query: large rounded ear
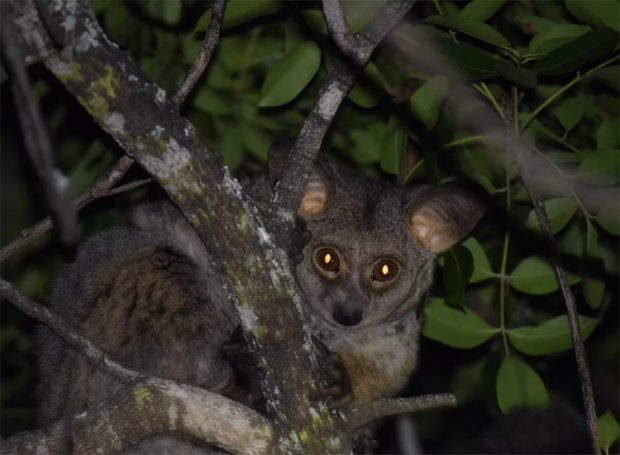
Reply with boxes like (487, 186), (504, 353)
(267, 138), (335, 219)
(408, 183), (486, 253)
(298, 163), (334, 219)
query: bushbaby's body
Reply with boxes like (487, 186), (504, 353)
(39, 158), (484, 452)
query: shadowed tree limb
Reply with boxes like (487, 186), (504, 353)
(0, 17), (77, 248)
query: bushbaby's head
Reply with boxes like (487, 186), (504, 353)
(295, 162), (485, 330)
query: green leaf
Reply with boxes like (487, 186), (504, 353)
(496, 356), (549, 414)
(597, 118), (620, 150)
(147, 0), (181, 25)
(239, 124), (270, 161)
(552, 97), (584, 134)
(437, 39), (498, 80)
(443, 245), (474, 308)
(348, 62), (384, 108)
(68, 141), (115, 196)
(578, 149), (620, 185)
(284, 17), (302, 53)
(422, 298), (497, 348)
(456, 147), (505, 191)
(559, 218), (585, 256)
(258, 41), (321, 107)
(380, 116), (407, 175)
(425, 15), (512, 49)
(410, 76), (449, 131)
(460, 0), (505, 22)
(510, 256), (580, 295)
(300, 10), (328, 35)
(595, 195), (620, 235)
(341, 0), (387, 33)
(217, 129), (245, 171)
(566, 0), (620, 32)
(528, 23), (590, 54)
(350, 122), (386, 165)
(193, 88), (232, 115)
(530, 28), (619, 75)
(462, 236), (495, 283)
(507, 315), (598, 355)
(197, 0), (282, 30)
(496, 60), (537, 89)
(583, 222), (606, 309)
(598, 410), (620, 455)
(593, 65), (620, 91)
(524, 197), (578, 234)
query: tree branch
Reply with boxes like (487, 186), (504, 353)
(172, 0), (227, 105)
(0, 156), (139, 262)
(347, 394), (458, 430)
(507, 90), (599, 455)
(321, 0), (358, 59)
(273, 0), (416, 219)
(0, 278), (143, 384)
(1, 17), (77, 248)
(3, 380), (272, 455)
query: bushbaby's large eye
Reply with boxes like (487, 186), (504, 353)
(371, 259), (399, 282)
(314, 247), (341, 276)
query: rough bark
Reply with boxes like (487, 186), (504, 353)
(2, 380), (272, 455)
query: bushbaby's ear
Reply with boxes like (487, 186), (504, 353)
(408, 183), (486, 253)
(268, 138), (335, 218)
(298, 164), (333, 219)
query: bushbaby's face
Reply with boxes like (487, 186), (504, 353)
(294, 165), (485, 331)
(296, 183), (435, 329)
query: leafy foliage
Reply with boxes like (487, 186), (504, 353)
(1, 0), (618, 451)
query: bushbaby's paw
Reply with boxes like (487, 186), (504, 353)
(221, 327), (263, 409)
(308, 336), (353, 409)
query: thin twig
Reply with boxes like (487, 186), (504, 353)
(1, 19), (77, 247)
(0, 156), (142, 263)
(517, 164), (600, 455)
(0, 278), (143, 384)
(172, 0), (227, 105)
(347, 394), (457, 430)
(104, 177), (152, 196)
(510, 90), (600, 453)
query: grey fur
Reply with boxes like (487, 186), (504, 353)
(38, 164), (484, 453)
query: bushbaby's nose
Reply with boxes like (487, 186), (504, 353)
(332, 301), (362, 326)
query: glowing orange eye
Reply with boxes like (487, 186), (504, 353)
(372, 259), (399, 282)
(315, 248), (340, 274)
